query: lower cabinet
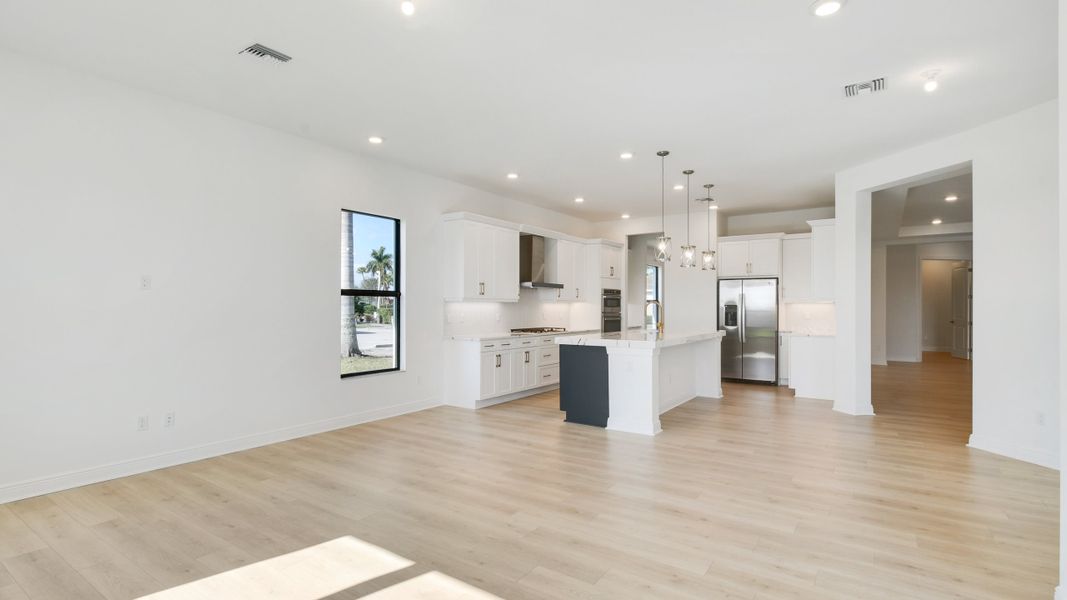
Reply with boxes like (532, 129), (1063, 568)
(447, 336), (562, 408)
(511, 347), (537, 390)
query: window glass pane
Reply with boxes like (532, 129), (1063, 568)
(341, 211), (397, 292)
(341, 296), (398, 375)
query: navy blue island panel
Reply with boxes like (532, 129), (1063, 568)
(559, 344), (609, 428)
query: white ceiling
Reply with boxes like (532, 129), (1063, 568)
(900, 174), (972, 227)
(872, 170), (973, 242)
(0, 0), (1055, 221)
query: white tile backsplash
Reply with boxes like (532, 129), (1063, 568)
(782, 303), (836, 336)
(444, 289), (579, 336)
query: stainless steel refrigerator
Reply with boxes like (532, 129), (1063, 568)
(718, 278), (778, 384)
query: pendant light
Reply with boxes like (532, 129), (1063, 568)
(696, 184), (717, 271)
(654, 151), (671, 263)
(680, 170), (697, 268)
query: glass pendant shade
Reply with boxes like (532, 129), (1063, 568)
(681, 244), (697, 268)
(655, 235), (672, 262)
(702, 249), (716, 270)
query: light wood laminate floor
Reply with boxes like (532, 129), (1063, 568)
(0, 353), (1057, 599)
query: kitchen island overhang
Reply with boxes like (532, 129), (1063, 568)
(555, 330), (725, 436)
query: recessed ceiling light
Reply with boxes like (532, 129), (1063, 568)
(673, 184), (685, 191)
(574, 197), (584, 203)
(506, 173), (519, 180)
(810, 0), (845, 17)
(621, 214), (631, 219)
(945, 195), (958, 202)
(368, 136), (384, 145)
(932, 218), (943, 225)
(401, 1), (415, 16)
(922, 70), (941, 93)
(709, 205), (719, 211)
(620, 152), (634, 160)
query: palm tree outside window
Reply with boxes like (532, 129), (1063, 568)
(341, 209), (401, 377)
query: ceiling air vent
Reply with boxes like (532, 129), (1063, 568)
(844, 77), (885, 98)
(239, 43), (292, 63)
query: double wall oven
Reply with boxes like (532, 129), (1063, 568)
(601, 288), (622, 333)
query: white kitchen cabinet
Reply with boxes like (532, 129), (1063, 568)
(717, 236), (782, 277)
(778, 332), (791, 385)
(511, 347), (537, 390)
(600, 245), (622, 280)
(445, 335), (562, 408)
(782, 236), (813, 302)
(718, 241), (750, 277)
(544, 238), (586, 302)
(442, 215), (520, 302)
(789, 335), (834, 401)
(809, 219), (835, 302)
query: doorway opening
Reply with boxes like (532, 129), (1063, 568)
(870, 168), (974, 442)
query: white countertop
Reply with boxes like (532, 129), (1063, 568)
(448, 329), (598, 342)
(555, 329), (725, 349)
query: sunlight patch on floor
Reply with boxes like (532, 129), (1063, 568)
(137, 536), (413, 599)
(362, 572), (503, 599)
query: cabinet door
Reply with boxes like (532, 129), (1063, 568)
(748, 239), (781, 276)
(479, 351), (495, 399)
(601, 246), (621, 279)
(561, 240), (577, 299)
(493, 351), (512, 396)
(474, 224), (495, 298)
(718, 241), (750, 276)
(490, 226), (519, 301)
(811, 225), (835, 301)
(510, 349), (527, 392)
(572, 242), (586, 301)
(781, 237), (812, 301)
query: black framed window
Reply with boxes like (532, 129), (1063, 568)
(341, 209), (400, 377)
(645, 265), (661, 328)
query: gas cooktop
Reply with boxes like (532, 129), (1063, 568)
(510, 327), (567, 335)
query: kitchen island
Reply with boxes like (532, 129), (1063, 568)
(555, 330), (725, 436)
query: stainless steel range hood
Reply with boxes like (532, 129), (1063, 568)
(519, 234), (564, 289)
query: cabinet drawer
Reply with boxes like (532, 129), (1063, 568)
(536, 346), (559, 366)
(539, 336), (557, 346)
(537, 364), (560, 385)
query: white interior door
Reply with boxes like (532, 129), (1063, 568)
(951, 265), (972, 360)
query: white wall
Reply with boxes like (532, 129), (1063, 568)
(920, 260), (960, 352)
(0, 50), (594, 501)
(885, 245), (922, 362)
(835, 101), (1058, 469)
(593, 212), (720, 335)
(871, 246), (887, 365)
(724, 206), (835, 236)
(1058, 1), (1066, 593)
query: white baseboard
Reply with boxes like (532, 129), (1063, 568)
(0, 397), (441, 505)
(968, 434), (1059, 470)
(922, 345), (952, 353)
(833, 401), (875, 416)
(473, 384), (559, 409)
(1055, 585), (1063, 600)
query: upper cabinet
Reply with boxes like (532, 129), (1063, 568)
(780, 219), (835, 303)
(781, 235), (813, 302)
(717, 236), (782, 277)
(809, 219), (835, 301)
(599, 244), (622, 280)
(544, 238), (588, 302)
(442, 214), (520, 302)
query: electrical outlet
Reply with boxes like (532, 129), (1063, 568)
(140, 275), (152, 291)
(137, 415), (150, 431)
(164, 412), (175, 428)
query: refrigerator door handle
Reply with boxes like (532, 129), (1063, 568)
(739, 293), (746, 343)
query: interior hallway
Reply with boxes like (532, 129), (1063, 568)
(0, 362), (1056, 600)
